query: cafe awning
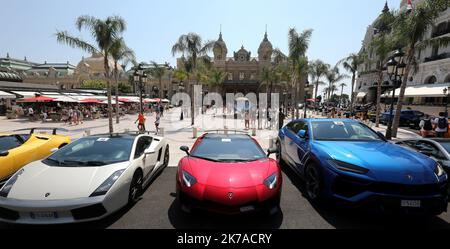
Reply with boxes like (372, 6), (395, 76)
(382, 83), (450, 98)
(0, 90), (16, 99)
(356, 92), (367, 98)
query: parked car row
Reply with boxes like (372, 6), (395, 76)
(0, 119), (449, 225)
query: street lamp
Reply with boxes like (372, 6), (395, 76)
(304, 80), (310, 118)
(444, 87), (450, 117)
(385, 49), (406, 140)
(133, 63), (146, 114)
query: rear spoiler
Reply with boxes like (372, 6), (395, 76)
(14, 127), (69, 135)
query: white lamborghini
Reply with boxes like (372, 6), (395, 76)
(0, 132), (169, 224)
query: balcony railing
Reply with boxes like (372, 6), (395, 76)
(432, 26), (450, 38)
(424, 53), (450, 63)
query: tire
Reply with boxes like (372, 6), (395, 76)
(304, 163), (323, 202)
(163, 145), (170, 167)
(275, 140), (285, 166)
(128, 170), (143, 204)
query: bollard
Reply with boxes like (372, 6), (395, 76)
(193, 127), (197, 138)
(252, 128), (256, 136)
(124, 128), (130, 133)
(224, 126), (228, 135)
(84, 130), (91, 137)
(159, 127), (164, 136)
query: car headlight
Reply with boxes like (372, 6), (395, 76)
(328, 160), (369, 174)
(264, 172), (278, 189)
(90, 169), (125, 197)
(182, 170), (197, 188)
(0, 169), (24, 198)
(435, 162), (446, 177)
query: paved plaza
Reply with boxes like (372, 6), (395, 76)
(0, 107), (421, 167)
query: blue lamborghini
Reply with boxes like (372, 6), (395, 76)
(277, 118), (448, 215)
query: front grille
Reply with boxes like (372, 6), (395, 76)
(370, 182), (448, 196)
(0, 207), (19, 221)
(332, 175), (448, 198)
(71, 203), (107, 220)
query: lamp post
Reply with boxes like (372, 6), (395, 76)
(133, 63), (146, 114)
(304, 80), (309, 118)
(385, 49), (406, 140)
(444, 87), (450, 117)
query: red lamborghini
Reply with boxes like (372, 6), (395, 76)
(176, 133), (282, 215)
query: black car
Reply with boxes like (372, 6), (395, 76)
(380, 110), (425, 128)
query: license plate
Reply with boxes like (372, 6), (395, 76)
(240, 206), (255, 213)
(401, 200), (421, 208)
(30, 211), (57, 219)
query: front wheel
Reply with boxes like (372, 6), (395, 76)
(304, 163), (323, 202)
(128, 170), (143, 204)
(275, 140), (285, 166)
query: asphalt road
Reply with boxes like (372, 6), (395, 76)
(2, 165), (450, 229)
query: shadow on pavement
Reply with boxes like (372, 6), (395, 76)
(281, 162), (450, 229)
(167, 197), (283, 229)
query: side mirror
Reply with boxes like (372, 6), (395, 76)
(297, 130), (307, 139)
(0, 151), (9, 157)
(144, 148), (155, 155)
(180, 146), (190, 155)
(50, 148), (59, 153)
(376, 131), (387, 141)
(267, 147), (279, 156)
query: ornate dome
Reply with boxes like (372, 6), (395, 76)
(258, 32), (273, 61)
(213, 32), (228, 60)
(76, 52), (122, 75)
(234, 45), (251, 62)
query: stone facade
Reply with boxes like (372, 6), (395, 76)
(356, 0), (450, 111)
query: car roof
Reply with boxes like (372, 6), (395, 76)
(203, 133), (251, 139)
(290, 118), (358, 123)
(87, 133), (141, 139)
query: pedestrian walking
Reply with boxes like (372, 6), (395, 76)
(278, 108), (286, 130)
(244, 110), (250, 130)
(419, 114), (434, 138)
(155, 111), (161, 134)
(135, 112), (146, 132)
(434, 112), (448, 138)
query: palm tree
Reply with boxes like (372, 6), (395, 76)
(171, 33), (215, 125)
(287, 28), (313, 119)
(339, 53), (365, 113)
(207, 69), (226, 94)
(56, 15), (126, 134)
(391, 0), (450, 137)
(370, 9), (395, 127)
(149, 61), (167, 98)
(110, 37), (135, 124)
(339, 82), (347, 107)
(309, 60), (329, 105)
(324, 65), (347, 101)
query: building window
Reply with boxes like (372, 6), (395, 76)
(426, 75), (437, 84)
(239, 72), (245, 81)
(250, 73), (255, 80)
(228, 73), (233, 81)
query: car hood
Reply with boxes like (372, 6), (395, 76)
(7, 160), (129, 200)
(184, 157), (274, 188)
(313, 141), (438, 184)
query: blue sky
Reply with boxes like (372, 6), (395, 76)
(1, 0), (401, 94)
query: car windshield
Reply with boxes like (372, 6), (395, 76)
(312, 121), (381, 141)
(0, 136), (23, 151)
(190, 135), (267, 162)
(44, 136), (134, 167)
